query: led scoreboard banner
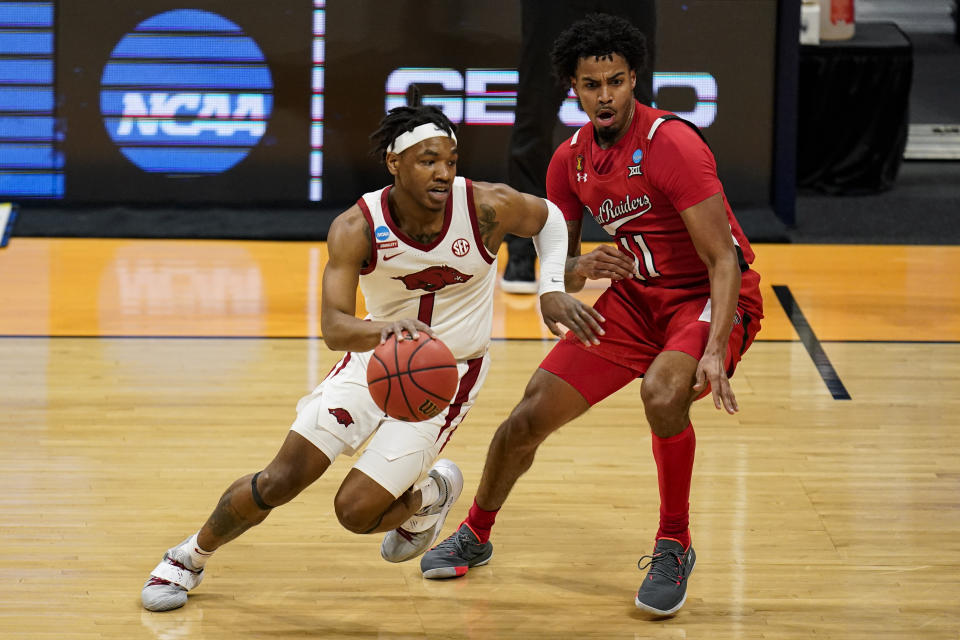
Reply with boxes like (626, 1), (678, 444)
(322, 1), (776, 209)
(0, 1), (776, 209)
(0, 1), (59, 198)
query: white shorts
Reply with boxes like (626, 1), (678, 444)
(290, 348), (490, 498)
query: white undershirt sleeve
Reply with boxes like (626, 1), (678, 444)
(532, 198), (568, 296)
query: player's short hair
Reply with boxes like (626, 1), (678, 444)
(369, 104), (457, 163)
(550, 13), (648, 91)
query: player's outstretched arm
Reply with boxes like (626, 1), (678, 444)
(471, 183), (606, 346)
(562, 214), (635, 292)
(320, 207), (435, 352)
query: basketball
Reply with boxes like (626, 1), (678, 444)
(366, 333), (459, 421)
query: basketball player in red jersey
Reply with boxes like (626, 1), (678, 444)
(421, 14), (764, 617)
(140, 104), (603, 613)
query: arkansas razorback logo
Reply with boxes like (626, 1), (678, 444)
(393, 265), (473, 292)
(328, 407), (354, 427)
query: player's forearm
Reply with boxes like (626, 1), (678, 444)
(564, 256), (587, 293)
(532, 199), (568, 296)
(321, 312), (383, 352)
(704, 255), (742, 355)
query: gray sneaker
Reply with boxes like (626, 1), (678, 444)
(141, 538), (205, 612)
(634, 538), (696, 616)
(420, 522), (493, 579)
(380, 459), (463, 563)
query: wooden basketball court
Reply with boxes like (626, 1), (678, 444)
(1, 239), (958, 639)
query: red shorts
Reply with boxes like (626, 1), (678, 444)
(540, 269), (763, 406)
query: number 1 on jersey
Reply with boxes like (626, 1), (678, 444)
(417, 293), (435, 325)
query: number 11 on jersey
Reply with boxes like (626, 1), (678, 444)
(619, 233), (661, 280)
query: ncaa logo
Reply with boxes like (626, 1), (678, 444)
(451, 238), (470, 257)
(628, 148), (643, 177)
(100, 9), (273, 175)
(375, 225), (391, 241)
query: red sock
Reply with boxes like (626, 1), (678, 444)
(651, 424), (695, 549)
(465, 498), (499, 544)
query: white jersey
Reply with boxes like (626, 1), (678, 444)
(356, 176), (497, 361)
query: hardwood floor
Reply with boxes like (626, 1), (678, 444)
(0, 239), (957, 639)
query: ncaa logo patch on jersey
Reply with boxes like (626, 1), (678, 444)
(375, 225), (391, 241)
(628, 148), (643, 177)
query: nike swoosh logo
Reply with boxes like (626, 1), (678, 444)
(383, 252), (404, 261)
(550, 278), (562, 283)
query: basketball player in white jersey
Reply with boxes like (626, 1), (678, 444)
(141, 104), (605, 612)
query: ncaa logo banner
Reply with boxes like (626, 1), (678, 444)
(99, 9), (273, 175)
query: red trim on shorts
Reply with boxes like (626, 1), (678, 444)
(539, 341), (638, 406)
(322, 352), (353, 383)
(436, 356), (484, 451)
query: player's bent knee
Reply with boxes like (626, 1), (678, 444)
(256, 465), (309, 507)
(503, 404), (552, 449)
(333, 496), (379, 534)
(641, 377), (691, 421)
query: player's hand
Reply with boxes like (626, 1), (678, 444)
(693, 349), (738, 414)
(539, 292), (605, 346)
(379, 319), (437, 344)
(571, 245), (636, 281)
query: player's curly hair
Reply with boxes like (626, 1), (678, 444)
(550, 13), (648, 91)
(369, 86), (457, 163)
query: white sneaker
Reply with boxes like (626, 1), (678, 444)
(141, 538), (205, 612)
(380, 459), (463, 563)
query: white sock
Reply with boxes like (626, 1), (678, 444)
(184, 532), (214, 569)
(414, 476), (441, 512)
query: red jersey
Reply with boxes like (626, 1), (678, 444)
(546, 102), (755, 290)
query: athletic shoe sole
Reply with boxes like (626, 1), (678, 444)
(421, 549), (493, 579)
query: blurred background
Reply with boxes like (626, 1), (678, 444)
(3, 0), (954, 245)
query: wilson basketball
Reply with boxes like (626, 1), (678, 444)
(366, 333), (459, 422)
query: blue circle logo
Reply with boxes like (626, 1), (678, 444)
(100, 9), (273, 175)
(374, 225), (391, 241)
(632, 149), (643, 164)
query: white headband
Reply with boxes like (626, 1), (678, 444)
(388, 123), (457, 154)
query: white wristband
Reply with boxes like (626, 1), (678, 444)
(533, 199), (568, 296)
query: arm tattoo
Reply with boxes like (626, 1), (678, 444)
(478, 204), (500, 253)
(359, 216), (372, 268)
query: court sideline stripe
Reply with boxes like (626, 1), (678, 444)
(0, 203), (17, 248)
(0, 335), (958, 346)
(773, 284), (851, 400)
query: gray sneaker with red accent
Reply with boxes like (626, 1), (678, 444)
(141, 538), (205, 612)
(420, 522), (493, 579)
(634, 538), (696, 615)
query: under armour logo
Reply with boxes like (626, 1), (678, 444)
(576, 173), (588, 182)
